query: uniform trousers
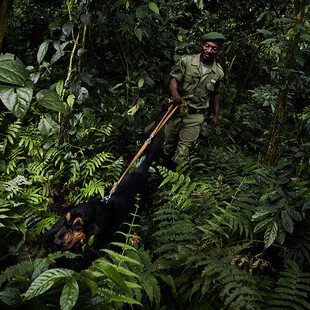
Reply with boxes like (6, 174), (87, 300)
(163, 112), (205, 164)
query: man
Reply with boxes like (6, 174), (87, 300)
(163, 31), (226, 170)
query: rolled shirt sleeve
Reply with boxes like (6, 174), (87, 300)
(169, 56), (186, 82)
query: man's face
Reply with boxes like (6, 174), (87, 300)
(201, 41), (220, 62)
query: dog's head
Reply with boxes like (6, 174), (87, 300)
(54, 211), (86, 249)
(44, 205), (99, 251)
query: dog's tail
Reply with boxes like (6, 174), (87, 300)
(137, 136), (161, 172)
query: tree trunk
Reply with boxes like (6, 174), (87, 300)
(263, 0), (306, 165)
(0, 0), (14, 53)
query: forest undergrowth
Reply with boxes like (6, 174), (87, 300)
(0, 0), (309, 309)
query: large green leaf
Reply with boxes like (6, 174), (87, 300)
(261, 38), (277, 45)
(134, 28), (143, 42)
(37, 41), (50, 64)
(36, 89), (67, 113)
(56, 79), (64, 96)
(60, 277), (79, 310)
(93, 260), (130, 293)
(136, 5), (147, 19)
(0, 53), (29, 86)
(253, 217), (273, 233)
(38, 113), (59, 136)
(148, 2), (160, 15)
(24, 268), (75, 300)
(111, 0), (126, 11)
(264, 221), (278, 248)
(257, 28), (273, 35)
(0, 80), (33, 119)
(281, 211), (294, 233)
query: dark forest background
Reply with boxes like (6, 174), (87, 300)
(0, 0), (309, 309)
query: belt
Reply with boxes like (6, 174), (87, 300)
(187, 107), (207, 114)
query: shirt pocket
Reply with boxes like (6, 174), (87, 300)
(183, 73), (199, 91)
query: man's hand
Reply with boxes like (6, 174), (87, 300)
(210, 114), (219, 127)
(172, 97), (182, 105)
(171, 90), (182, 103)
(210, 94), (220, 127)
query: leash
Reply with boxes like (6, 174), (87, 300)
(102, 101), (179, 200)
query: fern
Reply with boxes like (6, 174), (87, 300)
(217, 264), (264, 309)
(74, 178), (109, 202)
(5, 146), (26, 175)
(173, 245), (269, 309)
(82, 247), (144, 307)
(1, 175), (30, 199)
(82, 151), (113, 178)
(35, 215), (58, 234)
(68, 157), (81, 184)
(91, 123), (113, 138)
(157, 166), (198, 209)
(105, 157), (125, 181)
(84, 198), (164, 307)
(268, 260), (310, 310)
(96, 287), (141, 306)
(18, 126), (44, 158)
(152, 202), (197, 255)
(1, 120), (22, 147)
(225, 202), (254, 239)
(1, 176), (49, 233)
(27, 147), (62, 180)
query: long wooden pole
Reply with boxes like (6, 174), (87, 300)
(110, 104), (179, 193)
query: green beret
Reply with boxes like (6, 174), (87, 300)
(202, 32), (226, 44)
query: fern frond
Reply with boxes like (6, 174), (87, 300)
(88, 258), (143, 305)
(68, 158), (81, 184)
(4, 120), (22, 146)
(102, 249), (142, 266)
(75, 178), (108, 202)
(268, 260), (310, 309)
(157, 166), (198, 209)
(105, 157), (125, 181)
(82, 151), (113, 178)
(223, 202), (254, 239)
(152, 203), (197, 254)
(34, 215), (58, 234)
(18, 129), (44, 158)
(93, 123), (113, 137)
(96, 287), (142, 306)
(125, 248), (161, 305)
(5, 147), (26, 175)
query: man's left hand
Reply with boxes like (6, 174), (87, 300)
(210, 114), (219, 127)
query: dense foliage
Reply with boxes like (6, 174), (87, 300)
(0, 0), (309, 309)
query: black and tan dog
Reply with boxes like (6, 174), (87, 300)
(43, 138), (160, 270)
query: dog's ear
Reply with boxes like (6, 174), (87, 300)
(72, 217), (85, 231)
(70, 207), (88, 222)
